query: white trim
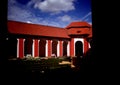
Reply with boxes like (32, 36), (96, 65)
(67, 41), (70, 56)
(88, 42), (91, 48)
(23, 39), (25, 58)
(45, 40), (48, 57)
(74, 38), (84, 56)
(51, 40), (53, 55)
(17, 39), (19, 58)
(57, 41), (60, 57)
(38, 40), (40, 57)
(32, 39), (35, 57)
(17, 38), (25, 58)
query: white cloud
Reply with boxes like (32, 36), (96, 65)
(8, 0), (63, 27)
(26, 21), (32, 23)
(8, 0), (17, 5)
(27, 0), (42, 6)
(28, 0), (75, 14)
(8, 0), (76, 28)
(8, 0), (43, 24)
(58, 15), (72, 22)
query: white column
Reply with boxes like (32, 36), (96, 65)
(67, 41), (70, 56)
(32, 39), (35, 57)
(88, 42), (91, 48)
(17, 39), (19, 58)
(23, 39), (25, 58)
(38, 40), (40, 56)
(17, 38), (25, 58)
(57, 41), (60, 57)
(45, 40), (48, 57)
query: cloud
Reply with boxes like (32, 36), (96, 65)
(8, 0), (65, 27)
(28, 0), (75, 14)
(8, 0), (17, 4)
(8, 0), (43, 24)
(58, 15), (72, 22)
(8, 0), (78, 28)
(27, 0), (42, 6)
(26, 21), (32, 23)
(8, 0), (64, 27)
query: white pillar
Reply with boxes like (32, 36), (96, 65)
(45, 40), (48, 57)
(57, 41), (60, 57)
(17, 38), (25, 58)
(67, 41), (70, 56)
(17, 39), (19, 58)
(88, 42), (91, 48)
(38, 40), (40, 56)
(32, 39), (35, 57)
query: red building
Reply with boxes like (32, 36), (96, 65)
(7, 20), (92, 59)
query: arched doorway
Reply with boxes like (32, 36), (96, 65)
(75, 41), (83, 57)
(63, 41), (68, 56)
(24, 38), (33, 56)
(39, 39), (46, 57)
(52, 40), (58, 56)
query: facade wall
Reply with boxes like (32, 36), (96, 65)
(8, 21), (92, 59)
(59, 40), (63, 56)
(70, 38), (74, 57)
(84, 38), (89, 54)
(10, 37), (90, 59)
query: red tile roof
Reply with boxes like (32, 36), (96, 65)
(65, 21), (92, 29)
(67, 27), (92, 36)
(8, 20), (70, 38)
(65, 22), (92, 36)
(8, 20), (92, 39)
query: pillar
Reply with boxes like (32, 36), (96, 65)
(84, 38), (89, 54)
(67, 41), (70, 56)
(17, 38), (25, 58)
(70, 38), (74, 57)
(59, 40), (63, 57)
(46, 40), (52, 57)
(33, 39), (39, 57)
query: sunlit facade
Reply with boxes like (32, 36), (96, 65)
(7, 20), (92, 59)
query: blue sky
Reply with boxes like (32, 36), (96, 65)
(8, 0), (92, 28)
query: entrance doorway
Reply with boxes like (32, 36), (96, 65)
(75, 41), (83, 57)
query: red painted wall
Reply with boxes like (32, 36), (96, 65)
(70, 38), (74, 57)
(59, 41), (63, 57)
(84, 38), (89, 54)
(19, 38), (24, 58)
(34, 39), (39, 57)
(48, 40), (52, 57)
